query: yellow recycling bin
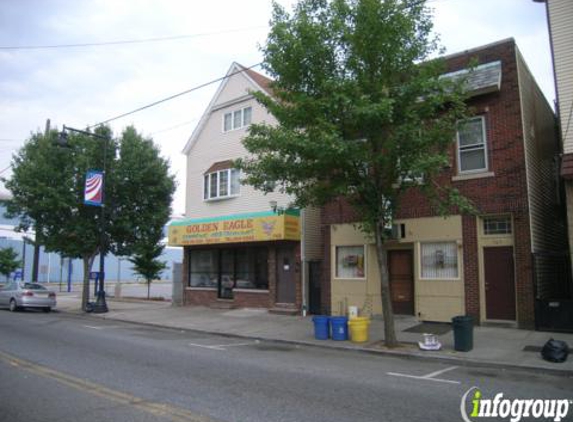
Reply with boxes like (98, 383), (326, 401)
(348, 316), (370, 343)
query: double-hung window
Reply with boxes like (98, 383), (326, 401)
(203, 163), (240, 200)
(457, 116), (488, 174)
(223, 106), (252, 132)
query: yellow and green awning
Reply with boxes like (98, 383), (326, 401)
(168, 210), (300, 246)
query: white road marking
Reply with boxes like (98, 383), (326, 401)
(387, 366), (460, 385)
(188, 343), (226, 351)
(83, 325), (120, 330)
(209, 340), (260, 349)
(420, 366), (459, 379)
(188, 340), (259, 351)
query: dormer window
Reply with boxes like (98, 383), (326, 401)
(223, 106), (252, 132)
(203, 160), (240, 200)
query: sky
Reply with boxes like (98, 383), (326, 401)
(0, 0), (554, 215)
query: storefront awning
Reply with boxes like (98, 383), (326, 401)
(168, 210), (300, 246)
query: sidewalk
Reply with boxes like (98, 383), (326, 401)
(55, 294), (573, 376)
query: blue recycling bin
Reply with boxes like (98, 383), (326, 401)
(330, 316), (349, 341)
(312, 316), (330, 340)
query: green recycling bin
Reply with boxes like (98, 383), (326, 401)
(452, 315), (473, 352)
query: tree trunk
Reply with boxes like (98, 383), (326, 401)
(375, 219), (398, 347)
(81, 255), (96, 311)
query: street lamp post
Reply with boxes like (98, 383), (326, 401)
(58, 125), (109, 313)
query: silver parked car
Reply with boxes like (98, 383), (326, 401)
(0, 281), (56, 312)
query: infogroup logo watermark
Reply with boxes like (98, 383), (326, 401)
(460, 387), (571, 422)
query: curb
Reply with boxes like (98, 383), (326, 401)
(58, 309), (573, 378)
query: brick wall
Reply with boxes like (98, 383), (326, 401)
(181, 241), (304, 310)
(320, 40), (537, 326)
(185, 289), (217, 306)
(462, 215), (480, 321)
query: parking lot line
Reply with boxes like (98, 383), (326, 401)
(387, 366), (461, 384)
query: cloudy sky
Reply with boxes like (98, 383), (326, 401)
(0, 0), (553, 214)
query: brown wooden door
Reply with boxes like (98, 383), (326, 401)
(276, 248), (296, 303)
(388, 250), (414, 315)
(484, 246), (516, 321)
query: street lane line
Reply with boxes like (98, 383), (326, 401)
(0, 350), (219, 422)
(386, 372), (461, 384)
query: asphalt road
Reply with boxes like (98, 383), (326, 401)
(0, 310), (571, 422)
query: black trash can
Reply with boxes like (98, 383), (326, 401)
(452, 315), (473, 352)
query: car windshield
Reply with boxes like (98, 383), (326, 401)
(23, 283), (47, 291)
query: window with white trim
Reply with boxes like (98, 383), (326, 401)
(335, 245), (366, 279)
(223, 106), (252, 132)
(203, 168), (240, 200)
(483, 216), (512, 235)
(420, 241), (458, 279)
(457, 116), (488, 174)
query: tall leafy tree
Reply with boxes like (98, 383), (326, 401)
(3, 125), (175, 310)
(238, 0), (473, 346)
(0, 247), (21, 281)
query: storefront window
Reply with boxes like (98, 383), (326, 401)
(236, 248), (269, 289)
(335, 246), (365, 279)
(188, 248), (269, 291)
(189, 250), (218, 288)
(420, 242), (458, 279)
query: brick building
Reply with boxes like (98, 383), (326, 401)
(322, 39), (566, 329)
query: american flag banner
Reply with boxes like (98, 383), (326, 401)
(84, 170), (104, 206)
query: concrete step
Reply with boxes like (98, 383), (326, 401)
(269, 306), (299, 316)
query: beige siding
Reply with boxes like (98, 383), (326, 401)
(185, 71), (289, 219)
(330, 217), (465, 322)
(517, 48), (566, 252)
(330, 224), (382, 316)
(548, 0), (573, 153)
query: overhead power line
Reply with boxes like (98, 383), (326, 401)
(150, 119), (199, 136)
(89, 62), (263, 128)
(0, 165), (11, 175)
(0, 26), (266, 51)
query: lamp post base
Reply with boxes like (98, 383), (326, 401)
(92, 290), (108, 313)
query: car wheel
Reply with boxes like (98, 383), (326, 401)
(9, 299), (19, 312)
(42, 307), (51, 313)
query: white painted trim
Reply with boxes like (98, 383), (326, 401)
(456, 116), (489, 175)
(418, 241), (462, 281)
(221, 106), (253, 133)
(451, 172), (495, 182)
(182, 63), (269, 155)
(202, 168), (241, 202)
(332, 244), (367, 281)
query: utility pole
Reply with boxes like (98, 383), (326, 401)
(32, 119), (50, 282)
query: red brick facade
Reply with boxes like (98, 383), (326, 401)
(320, 39), (539, 328)
(182, 241), (302, 311)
